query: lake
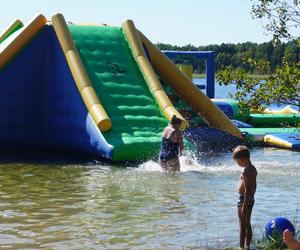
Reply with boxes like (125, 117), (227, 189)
(0, 79), (299, 249)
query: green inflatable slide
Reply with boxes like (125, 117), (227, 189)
(69, 25), (168, 160)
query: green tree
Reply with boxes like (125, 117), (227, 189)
(251, 0), (300, 43)
(217, 0), (300, 111)
(283, 40), (300, 63)
(156, 40), (298, 74)
(217, 59), (300, 110)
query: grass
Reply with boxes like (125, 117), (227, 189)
(184, 216), (299, 250)
(255, 213), (300, 250)
(193, 73), (206, 78)
(247, 74), (271, 80)
(255, 231), (287, 249)
(192, 73), (270, 80)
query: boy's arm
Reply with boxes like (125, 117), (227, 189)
(177, 131), (184, 154)
(241, 170), (252, 214)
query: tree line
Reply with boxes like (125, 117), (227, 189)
(156, 39), (299, 74)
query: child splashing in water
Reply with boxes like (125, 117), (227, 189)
(159, 115), (184, 172)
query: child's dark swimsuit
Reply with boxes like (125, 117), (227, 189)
(159, 132), (179, 161)
(237, 195), (255, 208)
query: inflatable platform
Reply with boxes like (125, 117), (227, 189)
(0, 14), (242, 161)
(208, 99), (300, 151)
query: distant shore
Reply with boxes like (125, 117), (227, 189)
(193, 73), (270, 80)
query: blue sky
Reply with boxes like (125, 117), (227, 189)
(1, 0), (272, 46)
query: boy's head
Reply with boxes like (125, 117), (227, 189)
(232, 145), (250, 167)
(170, 115), (182, 128)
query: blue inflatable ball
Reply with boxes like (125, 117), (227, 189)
(265, 217), (295, 240)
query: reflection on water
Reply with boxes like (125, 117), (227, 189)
(0, 148), (299, 249)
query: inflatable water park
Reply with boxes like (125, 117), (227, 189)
(0, 13), (299, 161)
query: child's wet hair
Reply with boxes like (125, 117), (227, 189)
(233, 145), (250, 159)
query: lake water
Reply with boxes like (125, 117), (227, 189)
(195, 78), (237, 99)
(0, 80), (299, 249)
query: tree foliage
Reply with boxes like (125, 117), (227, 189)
(251, 0), (300, 43)
(217, 58), (300, 110)
(156, 39), (299, 73)
(217, 0), (300, 110)
(156, 1), (300, 110)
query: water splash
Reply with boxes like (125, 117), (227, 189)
(134, 148), (300, 178)
(136, 155), (238, 175)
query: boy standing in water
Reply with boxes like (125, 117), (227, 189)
(159, 115), (184, 172)
(233, 145), (257, 250)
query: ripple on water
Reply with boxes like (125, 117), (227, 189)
(0, 148), (298, 249)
